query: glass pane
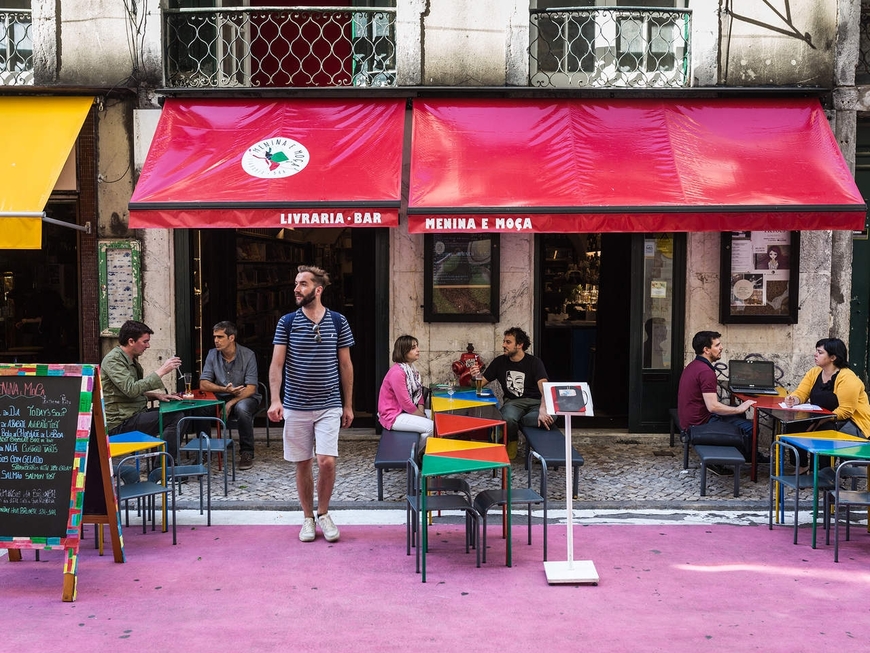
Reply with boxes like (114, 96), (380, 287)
(642, 234), (674, 370)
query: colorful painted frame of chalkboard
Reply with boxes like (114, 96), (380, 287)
(0, 363), (104, 601)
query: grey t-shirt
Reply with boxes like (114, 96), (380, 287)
(201, 344), (260, 402)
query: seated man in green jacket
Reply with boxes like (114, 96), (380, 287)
(101, 320), (184, 468)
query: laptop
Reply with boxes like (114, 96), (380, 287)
(728, 360), (780, 395)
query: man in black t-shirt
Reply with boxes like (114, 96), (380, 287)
(471, 327), (553, 459)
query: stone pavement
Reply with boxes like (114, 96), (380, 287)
(173, 427), (790, 512)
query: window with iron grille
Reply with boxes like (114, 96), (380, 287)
(165, 1), (396, 88)
(0, 1), (33, 85)
(530, 0), (691, 88)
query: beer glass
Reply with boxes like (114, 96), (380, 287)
(182, 373), (193, 398)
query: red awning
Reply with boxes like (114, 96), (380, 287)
(408, 98), (866, 233)
(129, 98), (405, 229)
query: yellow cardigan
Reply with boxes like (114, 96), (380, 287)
(792, 366), (870, 438)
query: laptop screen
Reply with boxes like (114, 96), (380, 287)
(729, 360), (775, 387)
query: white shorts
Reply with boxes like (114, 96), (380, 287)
(282, 407), (341, 462)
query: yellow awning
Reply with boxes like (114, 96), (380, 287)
(0, 96), (93, 249)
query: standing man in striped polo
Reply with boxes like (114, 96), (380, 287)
(268, 265), (355, 543)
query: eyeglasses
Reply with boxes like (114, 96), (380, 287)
(313, 324), (321, 344)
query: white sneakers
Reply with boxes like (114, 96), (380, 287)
(299, 517), (316, 542)
(317, 513), (340, 542)
(299, 513), (340, 542)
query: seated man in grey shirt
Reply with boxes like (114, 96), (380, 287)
(199, 321), (261, 470)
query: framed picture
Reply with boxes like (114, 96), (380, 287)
(719, 231), (799, 324)
(424, 233), (500, 323)
(98, 239), (142, 336)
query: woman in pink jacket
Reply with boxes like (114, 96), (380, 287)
(377, 335), (434, 446)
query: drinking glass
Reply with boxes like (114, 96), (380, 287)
(446, 379), (455, 399)
(182, 373), (193, 398)
(474, 375), (485, 396)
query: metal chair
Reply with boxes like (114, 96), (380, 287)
(115, 450), (177, 544)
(768, 440), (835, 545)
(148, 415), (213, 525)
(226, 381), (271, 447)
(405, 445), (480, 577)
(474, 449), (547, 563)
(824, 459), (870, 562)
(179, 415), (234, 496)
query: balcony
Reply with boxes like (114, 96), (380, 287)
(0, 8), (33, 85)
(858, 5), (870, 85)
(163, 6), (396, 88)
(529, 6), (691, 88)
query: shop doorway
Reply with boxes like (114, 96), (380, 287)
(0, 202), (81, 364)
(182, 227), (387, 428)
(536, 232), (684, 431)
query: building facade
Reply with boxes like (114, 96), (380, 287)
(2, 0), (869, 431)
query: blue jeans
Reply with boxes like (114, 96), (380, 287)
(709, 414), (753, 458)
(228, 396), (259, 456)
(500, 398), (543, 445)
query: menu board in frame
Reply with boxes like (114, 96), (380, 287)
(719, 231), (800, 324)
(98, 239), (142, 336)
(424, 233), (500, 323)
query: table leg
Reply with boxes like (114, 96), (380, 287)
(506, 466), (512, 568)
(811, 455), (819, 549)
(421, 476), (427, 583)
(751, 407), (759, 482)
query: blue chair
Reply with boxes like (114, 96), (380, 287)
(768, 440), (835, 545)
(180, 415), (234, 495)
(824, 459), (870, 562)
(405, 445), (480, 578)
(115, 450), (177, 544)
(150, 415), (213, 525)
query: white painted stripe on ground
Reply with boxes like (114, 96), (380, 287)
(171, 508), (839, 528)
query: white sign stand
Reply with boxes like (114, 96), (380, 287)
(542, 382), (599, 585)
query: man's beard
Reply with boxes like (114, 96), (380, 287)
(296, 289), (316, 307)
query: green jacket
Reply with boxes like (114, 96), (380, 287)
(100, 346), (166, 430)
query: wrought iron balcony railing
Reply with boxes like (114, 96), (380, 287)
(530, 6), (691, 88)
(164, 6), (397, 88)
(858, 3), (870, 84)
(0, 8), (33, 85)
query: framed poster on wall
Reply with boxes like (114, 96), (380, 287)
(98, 240), (142, 336)
(719, 231), (799, 324)
(424, 233), (499, 323)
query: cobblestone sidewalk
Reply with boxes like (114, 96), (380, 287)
(176, 429), (792, 512)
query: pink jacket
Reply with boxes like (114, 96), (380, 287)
(377, 363), (423, 430)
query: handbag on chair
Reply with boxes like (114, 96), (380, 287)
(684, 421), (748, 453)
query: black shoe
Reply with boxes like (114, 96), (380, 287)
(756, 451), (771, 464)
(707, 464), (733, 476)
(239, 452), (254, 470)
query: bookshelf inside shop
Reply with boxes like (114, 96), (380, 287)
(234, 231), (309, 369)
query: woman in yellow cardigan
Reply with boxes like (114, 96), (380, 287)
(784, 338), (870, 472)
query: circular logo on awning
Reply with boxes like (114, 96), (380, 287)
(241, 137), (310, 179)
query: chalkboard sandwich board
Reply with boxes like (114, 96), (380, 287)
(0, 363), (115, 601)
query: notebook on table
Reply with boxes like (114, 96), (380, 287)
(728, 360), (780, 395)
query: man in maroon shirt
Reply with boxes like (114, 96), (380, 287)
(677, 331), (765, 471)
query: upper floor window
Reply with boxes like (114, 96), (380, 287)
(164, 1), (396, 88)
(530, 0), (691, 88)
(1, 1), (33, 85)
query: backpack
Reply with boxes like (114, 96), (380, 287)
(281, 308), (343, 350)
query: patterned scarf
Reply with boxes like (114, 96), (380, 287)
(400, 362), (423, 406)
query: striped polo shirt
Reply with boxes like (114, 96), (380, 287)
(273, 308), (354, 411)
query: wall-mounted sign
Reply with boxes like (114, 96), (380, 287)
(719, 231), (800, 324)
(98, 240), (142, 336)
